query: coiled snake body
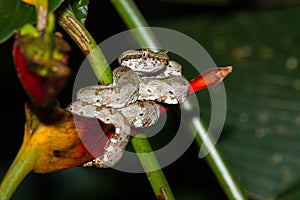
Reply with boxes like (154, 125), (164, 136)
(67, 49), (190, 168)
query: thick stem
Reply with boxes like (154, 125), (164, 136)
(131, 134), (175, 200)
(0, 132), (39, 200)
(110, 1), (176, 199)
(110, 0), (160, 51)
(57, 8), (113, 85)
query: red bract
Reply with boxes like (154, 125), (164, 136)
(12, 34), (71, 106)
(189, 66), (232, 94)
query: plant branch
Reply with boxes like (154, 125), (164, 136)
(57, 7), (113, 85)
(110, 1), (176, 199)
(131, 134), (175, 200)
(110, 0), (160, 51)
(0, 128), (39, 200)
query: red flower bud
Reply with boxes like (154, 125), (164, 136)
(12, 33), (71, 106)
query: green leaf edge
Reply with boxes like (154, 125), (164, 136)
(0, 0), (64, 44)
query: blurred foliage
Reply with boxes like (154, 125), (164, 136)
(1, 1), (300, 199)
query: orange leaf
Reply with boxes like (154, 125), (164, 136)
(28, 108), (113, 173)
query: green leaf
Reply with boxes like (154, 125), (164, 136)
(0, 0), (63, 44)
(153, 6), (300, 199)
(70, 0), (89, 25)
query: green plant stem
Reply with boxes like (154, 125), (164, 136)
(111, 0), (247, 199)
(110, 0), (160, 51)
(57, 8), (113, 85)
(192, 119), (247, 200)
(131, 134), (175, 200)
(0, 141), (39, 200)
(110, 1), (176, 199)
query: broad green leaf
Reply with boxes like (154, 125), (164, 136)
(153, 6), (300, 199)
(0, 0), (64, 44)
(70, 0), (89, 25)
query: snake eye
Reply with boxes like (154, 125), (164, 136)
(142, 50), (149, 59)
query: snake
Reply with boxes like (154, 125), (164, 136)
(67, 49), (190, 168)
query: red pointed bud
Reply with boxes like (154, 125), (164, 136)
(189, 66), (232, 94)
